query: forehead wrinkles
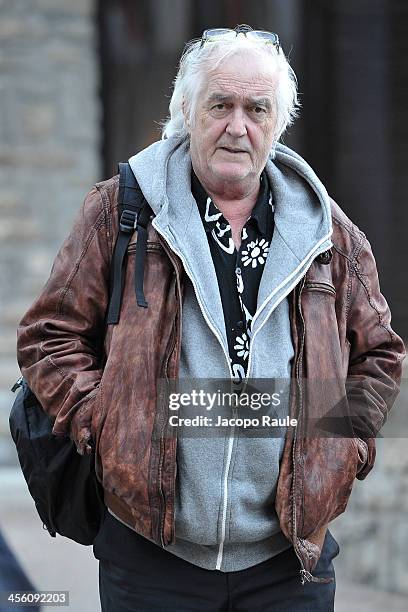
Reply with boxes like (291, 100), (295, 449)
(204, 72), (277, 103)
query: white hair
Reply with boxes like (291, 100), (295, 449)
(161, 33), (300, 142)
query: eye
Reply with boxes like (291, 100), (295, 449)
(212, 103), (226, 111)
(253, 106), (267, 114)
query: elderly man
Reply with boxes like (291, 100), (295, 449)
(17, 25), (405, 611)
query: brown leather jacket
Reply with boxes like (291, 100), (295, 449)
(16, 174), (405, 582)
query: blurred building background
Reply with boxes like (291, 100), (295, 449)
(0, 0), (407, 606)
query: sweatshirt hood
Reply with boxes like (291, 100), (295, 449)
(128, 136), (332, 259)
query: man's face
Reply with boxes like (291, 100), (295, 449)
(187, 49), (278, 194)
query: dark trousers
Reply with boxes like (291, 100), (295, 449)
(98, 529), (339, 612)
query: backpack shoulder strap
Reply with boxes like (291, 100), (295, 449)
(117, 161), (144, 220)
(106, 162), (153, 325)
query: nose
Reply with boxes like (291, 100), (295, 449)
(225, 107), (247, 138)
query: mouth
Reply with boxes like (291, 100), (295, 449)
(218, 147), (248, 154)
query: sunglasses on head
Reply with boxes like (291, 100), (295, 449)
(200, 25), (280, 53)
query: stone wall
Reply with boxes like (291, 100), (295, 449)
(0, 0), (99, 463)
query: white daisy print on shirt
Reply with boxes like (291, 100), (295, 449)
(241, 238), (269, 268)
(234, 332), (249, 360)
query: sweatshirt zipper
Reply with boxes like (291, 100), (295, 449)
(215, 405), (238, 569)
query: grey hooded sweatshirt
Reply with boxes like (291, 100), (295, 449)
(113, 136), (333, 572)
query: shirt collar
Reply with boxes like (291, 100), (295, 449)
(191, 169), (272, 237)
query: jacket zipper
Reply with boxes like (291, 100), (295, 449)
(292, 276), (308, 583)
(157, 317), (178, 547)
(292, 276), (334, 585)
(152, 236), (183, 548)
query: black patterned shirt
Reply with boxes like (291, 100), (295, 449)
(192, 170), (274, 386)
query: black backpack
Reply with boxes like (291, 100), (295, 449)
(9, 162), (152, 545)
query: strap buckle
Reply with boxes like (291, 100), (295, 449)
(119, 209), (138, 233)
